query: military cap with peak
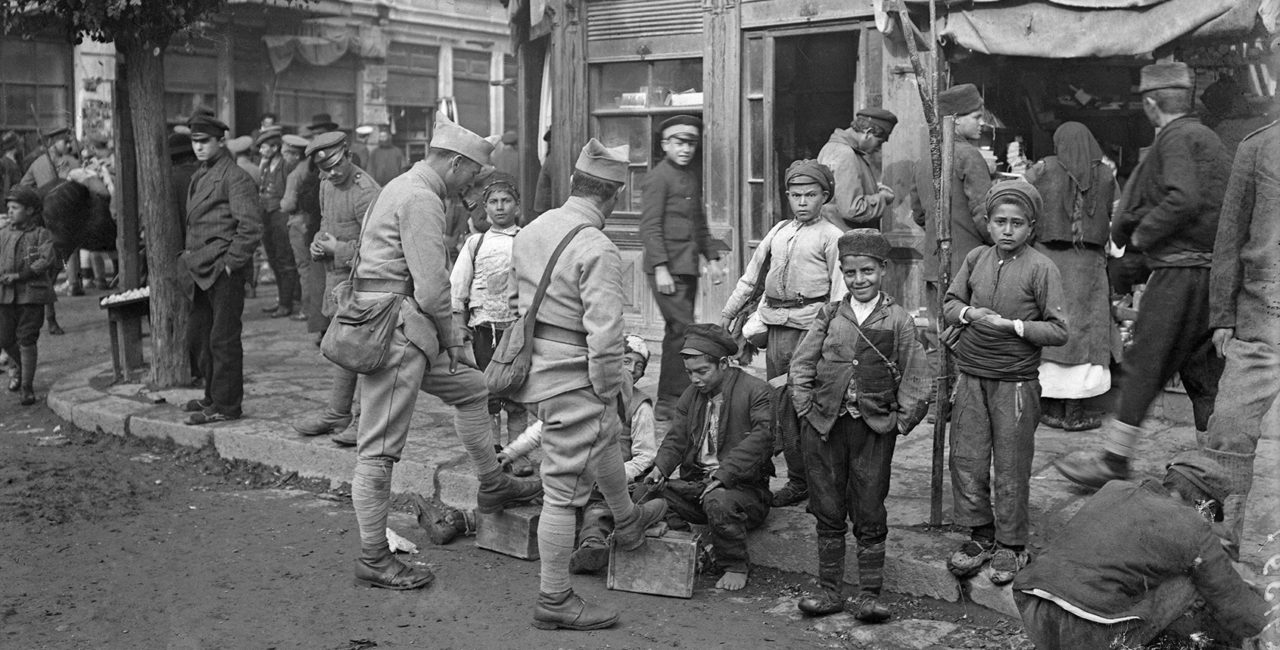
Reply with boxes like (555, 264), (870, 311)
(355, 125), (376, 137)
(856, 107), (898, 139)
(431, 116), (493, 166)
(254, 126), (283, 148)
(306, 131), (348, 169)
(188, 114), (230, 140)
(660, 115), (702, 142)
(575, 138), (629, 183)
(226, 135), (253, 155)
(838, 228), (892, 262)
(680, 323), (738, 358)
(282, 134), (309, 150)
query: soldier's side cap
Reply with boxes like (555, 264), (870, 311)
(937, 83), (983, 116)
(305, 130), (348, 158)
(1139, 62), (1193, 93)
(1166, 451), (1231, 504)
(680, 323), (738, 358)
(660, 115), (702, 141)
(4, 185), (42, 210)
(838, 228), (892, 262)
(226, 135), (253, 154)
(253, 126), (283, 147)
(187, 114), (229, 139)
(625, 334), (650, 363)
(282, 134), (309, 150)
(856, 107), (899, 138)
(431, 116), (493, 166)
(575, 138), (629, 184)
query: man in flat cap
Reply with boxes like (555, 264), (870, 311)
(293, 131), (381, 444)
(508, 138), (667, 630)
(253, 126), (300, 318)
(643, 323), (774, 592)
(640, 114), (727, 420)
(20, 126), (77, 191)
(1015, 451), (1268, 649)
(346, 116), (539, 591)
(721, 159), (846, 508)
(818, 108), (899, 231)
(179, 114), (263, 425)
(1056, 62), (1231, 491)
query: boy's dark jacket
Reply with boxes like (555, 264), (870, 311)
(789, 294), (930, 437)
(654, 366), (774, 490)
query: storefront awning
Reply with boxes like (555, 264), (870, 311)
(263, 19), (389, 74)
(911, 0), (1269, 58)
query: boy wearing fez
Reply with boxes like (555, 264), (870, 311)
(789, 229), (930, 621)
(943, 180), (1067, 585)
(641, 114), (727, 419)
(643, 323), (774, 592)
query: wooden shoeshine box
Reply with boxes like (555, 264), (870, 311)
(607, 530), (700, 598)
(475, 505), (540, 560)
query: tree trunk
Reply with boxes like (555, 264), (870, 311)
(119, 36), (190, 388)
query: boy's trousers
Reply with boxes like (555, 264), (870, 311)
(802, 414), (896, 546)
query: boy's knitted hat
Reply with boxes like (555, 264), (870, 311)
(838, 228), (891, 261)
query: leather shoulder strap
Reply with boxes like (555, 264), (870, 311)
(524, 223), (592, 330)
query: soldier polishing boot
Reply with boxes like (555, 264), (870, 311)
(532, 589), (619, 630)
(476, 473), (543, 514)
(798, 536), (846, 616)
(613, 499), (669, 551)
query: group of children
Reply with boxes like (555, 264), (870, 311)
(441, 145), (1068, 621)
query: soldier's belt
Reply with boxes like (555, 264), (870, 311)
(533, 322), (589, 347)
(352, 277), (413, 296)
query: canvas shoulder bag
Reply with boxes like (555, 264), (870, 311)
(485, 223), (591, 398)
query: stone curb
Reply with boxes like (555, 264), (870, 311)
(49, 361), (1017, 616)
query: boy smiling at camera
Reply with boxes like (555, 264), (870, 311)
(942, 179), (1067, 586)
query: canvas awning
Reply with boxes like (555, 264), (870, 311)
(898, 0), (1272, 58)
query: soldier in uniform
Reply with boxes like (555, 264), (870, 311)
(179, 114), (263, 425)
(640, 115), (726, 418)
(818, 108), (899, 231)
(347, 117), (540, 591)
(509, 139), (668, 630)
(293, 131), (382, 445)
(19, 127), (76, 190)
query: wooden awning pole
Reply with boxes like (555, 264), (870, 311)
(932, 117), (955, 527)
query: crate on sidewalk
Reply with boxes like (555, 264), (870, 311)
(475, 505), (540, 560)
(607, 530), (701, 599)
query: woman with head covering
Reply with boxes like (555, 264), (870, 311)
(1025, 122), (1117, 431)
(942, 179), (1069, 586)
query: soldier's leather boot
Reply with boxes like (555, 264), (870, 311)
(798, 536), (845, 616)
(353, 547), (434, 590)
(476, 473), (543, 514)
(613, 499), (668, 551)
(293, 409), (353, 436)
(412, 494), (474, 545)
(532, 589), (618, 630)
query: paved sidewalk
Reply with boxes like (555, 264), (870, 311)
(48, 315), (1279, 617)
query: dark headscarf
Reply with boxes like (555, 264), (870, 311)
(1053, 122), (1103, 195)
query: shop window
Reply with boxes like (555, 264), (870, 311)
(454, 49), (492, 136)
(0, 38), (70, 131)
(588, 57), (703, 215)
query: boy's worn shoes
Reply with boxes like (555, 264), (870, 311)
(1054, 452), (1129, 491)
(532, 589), (618, 630)
(947, 539), (995, 578)
(476, 474), (543, 514)
(185, 410), (239, 425)
(568, 539), (610, 574)
(182, 398), (212, 413)
(771, 482), (808, 508)
(851, 593), (892, 623)
(988, 547), (1029, 586)
(293, 410), (353, 437)
(1038, 412), (1065, 429)
(353, 555), (434, 590)
(613, 499), (668, 551)
(797, 593), (843, 616)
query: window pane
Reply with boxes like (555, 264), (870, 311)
(3, 85), (36, 125)
(746, 37), (764, 95)
(454, 78), (491, 135)
(592, 62), (648, 110)
(652, 59), (702, 107)
(749, 181), (767, 240)
(390, 105), (431, 140)
(749, 99), (763, 179)
(386, 71), (437, 106)
(628, 167), (646, 212)
(595, 116), (649, 163)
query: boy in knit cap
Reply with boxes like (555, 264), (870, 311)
(1, 186), (58, 405)
(943, 179), (1067, 585)
(789, 229), (930, 621)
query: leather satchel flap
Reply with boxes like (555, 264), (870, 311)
(491, 317), (529, 363)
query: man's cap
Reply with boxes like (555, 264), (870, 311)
(1166, 451), (1232, 504)
(784, 159), (834, 202)
(254, 126), (283, 148)
(188, 114), (230, 140)
(575, 138), (629, 184)
(307, 112), (340, 134)
(625, 334), (650, 364)
(1140, 62), (1193, 94)
(355, 125), (376, 137)
(660, 114), (702, 142)
(937, 83), (984, 116)
(4, 185), (41, 210)
(856, 107), (899, 139)
(501, 130), (518, 145)
(42, 126), (70, 140)
(431, 116), (493, 166)
(838, 228), (892, 262)
(680, 323), (738, 358)
(282, 134), (309, 150)
(226, 135), (253, 155)
(306, 131), (348, 168)
(2, 131), (22, 151)
(168, 132), (193, 160)
(481, 171), (519, 201)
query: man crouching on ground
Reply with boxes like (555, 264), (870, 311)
(508, 138), (667, 630)
(643, 323), (774, 592)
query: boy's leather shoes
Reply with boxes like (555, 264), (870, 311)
(532, 589), (618, 630)
(797, 593), (843, 616)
